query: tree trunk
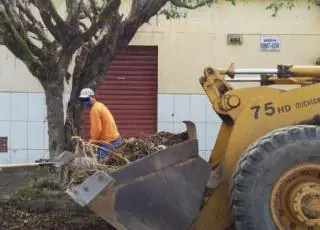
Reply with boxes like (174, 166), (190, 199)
(64, 93), (83, 152)
(63, 53), (88, 151)
(44, 82), (65, 159)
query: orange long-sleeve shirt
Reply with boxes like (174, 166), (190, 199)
(90, 101), (120, 143)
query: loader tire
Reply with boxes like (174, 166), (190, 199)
(229, 125), (320, 230)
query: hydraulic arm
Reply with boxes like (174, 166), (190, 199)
(200, 63), (320, 124)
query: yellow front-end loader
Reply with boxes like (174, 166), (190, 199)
(67, 63), (320, 230)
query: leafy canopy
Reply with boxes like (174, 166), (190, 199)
(161, 0), (320, 19)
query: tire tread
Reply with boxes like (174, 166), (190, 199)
(229, 125), (320, 229)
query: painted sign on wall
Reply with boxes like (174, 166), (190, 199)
(0, 137), (8, 152)
(260, 35), (280, 51)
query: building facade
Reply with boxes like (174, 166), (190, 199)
(0, 0), (319, 164)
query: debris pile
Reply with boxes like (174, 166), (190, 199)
(97, 130), (188, 166)
(115, 131), (188, 160)
(68, 130), (189, 188)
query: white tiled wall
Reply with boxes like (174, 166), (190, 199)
(157, 94), (222, 162)
(0, 92), (221, 164)
(0, 92), (70, 164)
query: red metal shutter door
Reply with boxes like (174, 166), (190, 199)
(81, 45), (158, 139)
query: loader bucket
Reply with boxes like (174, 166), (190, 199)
(66, 121), (211, 230)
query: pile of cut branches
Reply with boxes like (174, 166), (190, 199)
(67, 131), (189, 189)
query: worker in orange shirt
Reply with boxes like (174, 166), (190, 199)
(79, 88), (121, 160)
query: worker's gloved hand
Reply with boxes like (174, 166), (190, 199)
(89, 139), (97, 144)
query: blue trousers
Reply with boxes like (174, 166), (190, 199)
(97, 137), (121, 159)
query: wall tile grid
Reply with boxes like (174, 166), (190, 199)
(0, 92), (221, 164)
(157, 94), (222, 162)
(0, 92), (70, 164)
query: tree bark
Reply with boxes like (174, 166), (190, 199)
(64, 93), (83, 151)
(43, 81), (65, 158)
(63, 45), (91, 151)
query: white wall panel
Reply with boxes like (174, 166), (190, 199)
(11, 93), (28, 121)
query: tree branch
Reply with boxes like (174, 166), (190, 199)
(66, 0), (80, 20)
(82, 0), (169, 91)
(0, 26), (5, 44)
(170, 0), (214, 9)
(1, 0), (26, 36)
(1, 0), (56, 57)
(32, 0), (67, 44)
(119, 0), (168, 47)
(0, 9), (44, 77)
(16, 1), (51, 46)
(66, 0), (86, 25)
(38, 0), (64, 26)
(0, 1), (40, 57)
(81, 0), (121, 42)
(0, 1), (48, 80)
(89, 0), (99, 21)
